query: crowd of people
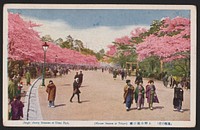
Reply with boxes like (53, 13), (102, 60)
(107, 68), (186, 112)
(45, 67), (187, 113)
(8, 61), (96, 120)
(162, 73), (190, 90)
(8, 62), (188, 120)
(111, 69), (128, 80)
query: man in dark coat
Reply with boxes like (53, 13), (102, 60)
(173, 82), (184, 112)
(46, 80), (56, 108)
(74, 72), (79, 79)
(162, 74), (168, 87)
(78, 71), (83, 87)
(53, 69), (58, 77)
(10, 95), (24, 120)
(121, 69), (125, 80)
(70, 78), (81, 103)
(113, 69), (117, 80)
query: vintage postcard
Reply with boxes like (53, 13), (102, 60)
(3, 4), (196, 127)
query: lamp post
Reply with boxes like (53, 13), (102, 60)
(55, 55), (58, 70)
(42, 42), (49, 86)
(55, 55), (58, 64)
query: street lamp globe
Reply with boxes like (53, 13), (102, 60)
(42, 42), (49, 51)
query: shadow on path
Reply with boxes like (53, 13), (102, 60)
(80, 100), (90, 103)
(128, 108), (137, 111)
(80, 85), (89, 87)
(55, 104), (66, 107)
(153, 106), (164, 109)
(182, 108), (190, 112)
(141, 107), (150, 110)
(61, 84), (71, 87)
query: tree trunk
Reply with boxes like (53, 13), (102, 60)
(160, 60), (163, 73)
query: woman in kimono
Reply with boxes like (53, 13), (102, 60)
(123, 80), (134, 111)
(135, 82), (145, 110)
(146, 80), (159, 110)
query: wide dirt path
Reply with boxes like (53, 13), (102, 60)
(38, 70), (190, 121)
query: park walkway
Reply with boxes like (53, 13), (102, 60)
(37, 70), (190, 121)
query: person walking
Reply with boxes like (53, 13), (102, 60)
(146, 80), (159, 110)
(123, 80), (134, 111)
(70, 78), (81, 103)
(168, 75), (175, 88)
(135, 82), (145, 110)
(162, 74), (168, 87)
(121, 69), (125, 80)
(25, 70), (31, 86)
(113, 69), (117, 80)
(8, 76), (18, 103)
(124, 69), (128, 79)
(46, 80), (56, 108)
(53, 68), (58, 77)
(173, 82), (184, 112)
(181, 74), (187, 89)
(10, 95), (24, 120)
(74, 72), (79, 79)
(135, 73), (143, 85)
(78, 71), (83, 87)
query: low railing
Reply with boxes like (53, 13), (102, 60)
(25, 76), (41, 120)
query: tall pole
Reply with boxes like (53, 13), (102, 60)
(42, 51), (46, 86)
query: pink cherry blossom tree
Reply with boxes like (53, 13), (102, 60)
(136, 16), (190, 62)
(136, 16), (190, 74)
(8, 13), (99, 67)
(106, 27), (147, 67)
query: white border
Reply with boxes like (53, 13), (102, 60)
(3, 4), (196, 127)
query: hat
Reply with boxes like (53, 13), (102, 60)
(49, 80), (53, 83)
(148, 80), (154, 83)
(126, 80), (131, 84)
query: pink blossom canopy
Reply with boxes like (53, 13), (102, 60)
(136, 16), (190, 62)
(131, 27), (147, 37)
(114, 36), (131, 45)
(8, 13), (99, 67)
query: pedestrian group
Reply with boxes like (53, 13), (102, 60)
(124, 79), (159, 111)
(46, 70), (84, 109)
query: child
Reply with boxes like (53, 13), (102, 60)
(17, 82), (23, 96)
